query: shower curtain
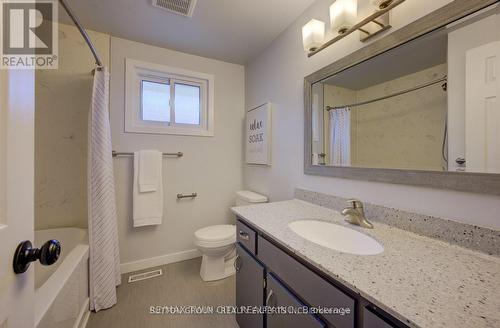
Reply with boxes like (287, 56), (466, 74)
(88, 67), (121, 311)
(329, 107), (351, 166)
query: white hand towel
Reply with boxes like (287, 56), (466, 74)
(138, 150), (162, 192)
(133, 150), (163, 227)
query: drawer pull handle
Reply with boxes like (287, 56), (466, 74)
(234, 255), (242, 272)
(265, 289), (275, 306)
(238, 231), (250, 241)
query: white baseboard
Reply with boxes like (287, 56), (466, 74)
(120, 249), (201, 274)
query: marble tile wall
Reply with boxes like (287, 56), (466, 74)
(35, 24), (110, 229)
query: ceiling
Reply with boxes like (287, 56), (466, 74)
(322, 28), (448, 89)
(59, 0), (316, 64)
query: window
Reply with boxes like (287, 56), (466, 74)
(126, 59), (214, 136)
(174, 83), (201, 125)
(141, 81), (170, 122)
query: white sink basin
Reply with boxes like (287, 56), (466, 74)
(288, 220), (384, 255)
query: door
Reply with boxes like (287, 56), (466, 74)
(0, 69), (36, 327)
(266, 273), (326, 328)
(235, 244), (265, 328)
(465, 41), (500, 173)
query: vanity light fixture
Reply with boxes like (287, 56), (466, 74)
(302, 19), (325, 52)
(330, 0), (358, 35)
(372, 0), (394, 9)
(306, 0), (406, 57)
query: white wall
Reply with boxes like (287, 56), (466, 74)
(110, 37), (245, 270)
(244, 0), (500, 229)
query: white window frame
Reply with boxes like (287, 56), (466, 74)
(125, 58), (214, 136)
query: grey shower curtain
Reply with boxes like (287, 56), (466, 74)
(88, 67), (121, 311)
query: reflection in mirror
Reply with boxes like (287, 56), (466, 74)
(311, 5), (500, 173)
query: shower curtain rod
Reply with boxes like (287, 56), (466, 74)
(326, 76), (447, 111)
(58, 0), (103, 68)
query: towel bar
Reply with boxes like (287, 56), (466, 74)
(177, 193), (197, 199)
(112, 151), (183, 158)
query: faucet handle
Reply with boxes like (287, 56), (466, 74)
(346, 199), (363, 209)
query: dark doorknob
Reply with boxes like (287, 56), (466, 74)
(13, 239), (61, 274)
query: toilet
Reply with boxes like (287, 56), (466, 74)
(194, 191), (268, 281)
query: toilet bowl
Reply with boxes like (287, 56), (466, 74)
(194, 225), (236, 281)
(194, 190), (268, 281)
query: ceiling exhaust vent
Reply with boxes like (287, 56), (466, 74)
(152, 0), (197, 17)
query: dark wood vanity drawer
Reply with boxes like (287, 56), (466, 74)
(237, 220), (257, 254)
(266, 273), (326, 328)
(258, 236), (355, 328)
(363, 308), (396, 328)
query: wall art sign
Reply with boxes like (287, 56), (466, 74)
(246, 103), (272, 165)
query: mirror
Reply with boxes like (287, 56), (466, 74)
(310, 4), (500, 174)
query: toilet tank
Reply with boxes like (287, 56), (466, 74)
(235, 190), (268, 206)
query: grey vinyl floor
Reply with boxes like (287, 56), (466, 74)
(87, 258), (239, 328)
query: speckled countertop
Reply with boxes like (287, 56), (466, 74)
(231, 200), (500, 328)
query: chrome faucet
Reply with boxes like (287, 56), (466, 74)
(341, 199), (373, 229)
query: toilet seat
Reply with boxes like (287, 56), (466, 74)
(194, 225), (236, 248)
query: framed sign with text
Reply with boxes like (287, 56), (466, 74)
(246, 103), (272, 165)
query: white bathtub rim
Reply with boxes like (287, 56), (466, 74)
(74, 298), (90, 328)
(35, 227), (88, 288)
(35, 244), (89, 327)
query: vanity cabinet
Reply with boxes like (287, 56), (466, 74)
(363, 307), (397, 328)
(235, 244), (265, 328)
(236, 218), (408, 328)
(259, 235), (355, 328)
(266, 273), (326, 328)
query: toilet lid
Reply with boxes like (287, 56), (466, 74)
(195, 225), (236, 243)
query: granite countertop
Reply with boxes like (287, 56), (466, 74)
(231, 199), (500, 328)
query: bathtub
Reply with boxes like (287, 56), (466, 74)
(35, 228), (90, 328)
